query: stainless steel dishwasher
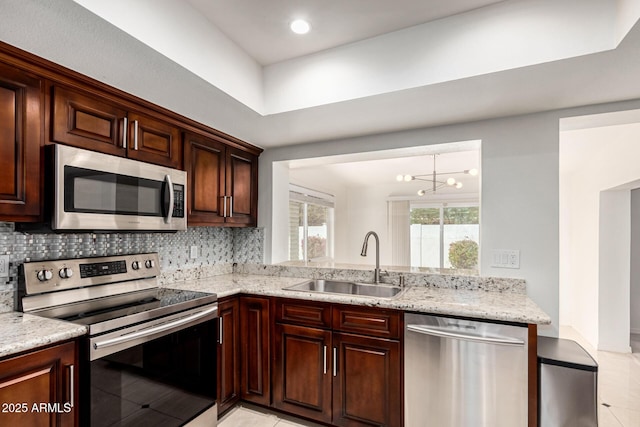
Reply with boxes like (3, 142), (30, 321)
(405, 313), (529, 427)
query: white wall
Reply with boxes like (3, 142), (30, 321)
(73, 0), (264, 113)
(560, 121), (640, 351)
(630, 189), (640, 334)
(598, 191), (631, 352)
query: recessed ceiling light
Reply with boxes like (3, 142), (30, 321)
(290, 19), (310, 35)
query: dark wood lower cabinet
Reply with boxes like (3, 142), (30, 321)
(272, 301), (402, 427)
(332, 333), (401, 427)
(217, 297), (240, 415)
(0, 341), (77, 427)
(273, 323), (332, 423)
(240, 296), (270, 406)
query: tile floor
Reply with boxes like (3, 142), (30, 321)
(219, 404), (319, 427)
(219, 330), (640, 427)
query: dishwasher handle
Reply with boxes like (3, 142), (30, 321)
(407, 324), (525, 347)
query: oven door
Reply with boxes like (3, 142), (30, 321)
(53, 144), (186, 231)
(83, 306), (217, 427)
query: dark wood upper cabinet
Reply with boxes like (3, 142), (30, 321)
(224, 147), (258, 226)
(51, 85), (127, 157)
(0, 62), (42, 222)
(51, 86), (181, 168)
(184, 133), (258, 227)
(0, 41), (262, 224)
(126, 111), (181, 169)
(0, 341), (78, 427)
(184, 132), (226, 225)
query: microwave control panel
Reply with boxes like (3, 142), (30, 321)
(173, 184), (184, 218)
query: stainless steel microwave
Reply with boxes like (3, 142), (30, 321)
(52, 144), (186, 231)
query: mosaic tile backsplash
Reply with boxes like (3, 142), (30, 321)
(0, 222), (264, 311)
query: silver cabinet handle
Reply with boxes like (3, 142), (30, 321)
(67, 364), (74, 408)
(229, 196), (233, 217)
(122, 117), (128, 149)
(333, 347), (337, 377)
(406, 324), (525, 346)
(133, 120), (139, 150)
(219, 316), (223, 345)
(94, 306), (218, 350)
(222, 196), (227, 217)
(164, 174), (174, 224)
(323, 346), (327, 374)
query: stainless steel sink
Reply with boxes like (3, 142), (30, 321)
(285, 279), (404, 298)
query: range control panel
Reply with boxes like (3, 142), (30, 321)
(21, 253), (160, 296)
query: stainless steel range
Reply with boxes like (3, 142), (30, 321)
(19, 253), (218, 427)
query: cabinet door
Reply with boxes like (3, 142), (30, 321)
(240, 296), (270, 406)
(51, 85), (127, 157)
(332, 333), (401, 427)
(217, 298), (240, 415)
(224, 146), (258, 226)
(0, 63), (42, 221)
(0, 341), (77, 427)
(126, 112), (181, 169)
(183, 133), (226, 225)
(273, 324), (332, 423)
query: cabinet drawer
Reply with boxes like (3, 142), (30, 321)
(332, 305), (401, 339)
(275, 299), (331, 329)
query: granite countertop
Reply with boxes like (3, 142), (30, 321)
(167, 273), (552, 325)
(0, 272), (551, 359)
(0, 312), (87, 359)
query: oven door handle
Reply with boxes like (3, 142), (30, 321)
(93, 306), (218, 351)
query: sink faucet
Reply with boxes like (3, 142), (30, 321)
(360, 231), (381, 283)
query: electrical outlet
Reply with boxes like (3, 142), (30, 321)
(190, 245), (198, 259)
(0, 255), (9, 277)
(491, 250), (520, 269)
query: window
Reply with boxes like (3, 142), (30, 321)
(410, 204), (479, 271)
(289, 186), (334, 262)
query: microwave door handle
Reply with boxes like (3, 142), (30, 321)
(163, 174), (174, 224)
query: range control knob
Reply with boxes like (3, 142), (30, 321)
(59, 267), (73, 279)
(131, 261), (140, 270)
(36, 269), (53, 282)
(145, 259), (155, 269)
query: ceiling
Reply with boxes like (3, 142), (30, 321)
(186, 0), (506, 65)
(70, 0), (640, 147)
(288, 146), (480, 200)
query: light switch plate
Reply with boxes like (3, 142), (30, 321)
(491, 249), (520, 269)
(190, 246), (198, 259)
(0, 255), (9, 277)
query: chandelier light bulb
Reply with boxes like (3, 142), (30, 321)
(455, 182), (463, 189)
(404, 175), (413, 182)
(417, 189), (426, 196)
(396, 174), (404, 182)
(446, 177), (456, 186)
(468, 168), (479, 176)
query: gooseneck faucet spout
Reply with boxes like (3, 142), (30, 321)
(360, 231), (381, 283)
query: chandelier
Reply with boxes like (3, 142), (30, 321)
(396, 154), (478, 196)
